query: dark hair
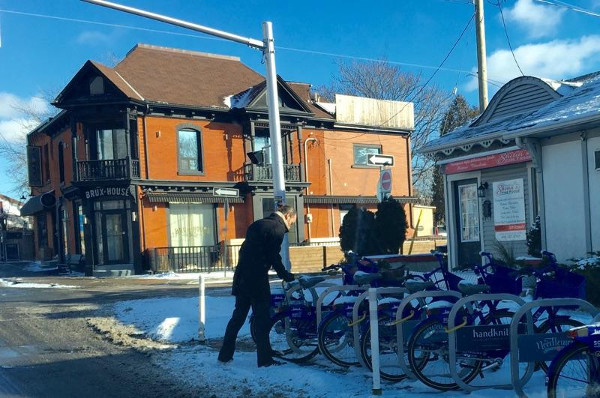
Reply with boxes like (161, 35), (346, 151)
(278, 205), (296, 217)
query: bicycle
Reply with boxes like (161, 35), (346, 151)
(406, 251), (585, 391)
(547, 324), (600, 398)
(250, 275), (326, 363)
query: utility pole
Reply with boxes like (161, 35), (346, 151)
(82, 0), (292, 270)
(474, 0), (489, 110)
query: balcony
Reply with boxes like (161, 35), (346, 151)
(243, 163), (302, 182)
(76, 158), (140, 182)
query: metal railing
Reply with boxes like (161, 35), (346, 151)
(77, 158), (140, 181)
(243, 163), (301, 181)
(147, 244), (242, 273)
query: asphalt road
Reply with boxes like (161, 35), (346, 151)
(0, 262), (217, 398)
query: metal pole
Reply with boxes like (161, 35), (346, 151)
(368, 288), (382, 395)
(475, 0), (489, 110)
(198, 274), (206, 343)
(262, 21), (290, 270)
(81, 0), (264, 49)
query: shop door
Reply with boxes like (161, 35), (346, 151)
(453, 179), (481, 267)
(102, 211), (129, 264)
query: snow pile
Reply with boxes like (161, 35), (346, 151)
(0, 278), (77, 289)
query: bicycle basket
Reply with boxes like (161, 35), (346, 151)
(535, 268), (586, 299)
(486, 265), (522, 295)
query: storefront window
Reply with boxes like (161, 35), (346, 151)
(169, 203), (215, 247)
(458, 184), (480, 242)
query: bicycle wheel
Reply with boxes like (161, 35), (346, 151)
(318, 311), (359, 367)
(254, 312), (319, 363)
(537, 318), (583, 374)
(407, 318), (481, 391)
(547, 342), (600, 398)
(359, 316), (407, 382)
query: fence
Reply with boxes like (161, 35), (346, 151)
(146, 238), (446, 274)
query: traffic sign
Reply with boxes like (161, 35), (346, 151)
(213, 187), (239, 197)
(380, 169), (392, 191)
(377, 169), (392, 202)
(367, 154), (394, 166)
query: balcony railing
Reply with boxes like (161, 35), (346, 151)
(243, 163), (302, 182)
(77, 158), (140, 181)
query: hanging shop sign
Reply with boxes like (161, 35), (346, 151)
(84, 187), (131, 200)
(444, 149), (531, 174)
(493, 178), (526, 241)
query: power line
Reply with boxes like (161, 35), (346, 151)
(0, 8), (487, 79)
(495, 0), (524, 76)
(534, 0), (600, 17)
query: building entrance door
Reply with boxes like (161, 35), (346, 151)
(453, 178), (481, 267)
(94, 200), (130, 265)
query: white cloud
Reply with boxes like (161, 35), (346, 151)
(0, 119), (35, 144)
(75, 30), (116, 46)
(0, 93), (49, 119)
(0, 93), (51, 144)
(505, 0), (565, 38)
(465, 35), (600, 91)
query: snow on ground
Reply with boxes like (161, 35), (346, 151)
(128, 271), (236, 281)
(23, 261), (58, 272)
(112, 293), (553, 398)
(0, 278), (78, 289)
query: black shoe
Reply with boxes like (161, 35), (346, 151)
(259, 359), (284, 368)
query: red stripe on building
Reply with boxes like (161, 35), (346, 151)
(494, 223), (526, 232)
(444, 149), (532, 174)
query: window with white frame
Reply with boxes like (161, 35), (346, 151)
(458, 184), (480, 242)
(353, 144), (381, 166)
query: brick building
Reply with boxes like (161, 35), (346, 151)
(22, 44), (415, 275)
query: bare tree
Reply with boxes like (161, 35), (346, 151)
(318, 60), (454, 196)
(0, 90), (58, 195)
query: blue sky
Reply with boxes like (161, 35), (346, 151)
(1, 0), (600, 196)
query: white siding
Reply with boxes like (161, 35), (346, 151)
(542, 140), (587, 262)
(589, 135), (600, 252)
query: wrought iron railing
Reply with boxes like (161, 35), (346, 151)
(243, 163), (302, 182)
(147, 244), (242, 273)
(77, 158), (140, 181)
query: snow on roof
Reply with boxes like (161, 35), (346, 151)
(315, 101), (336, 115)
(421, 72), (600, 155)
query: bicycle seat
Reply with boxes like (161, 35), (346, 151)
(298, 276), (325, 289)
(405, 280), (435, 293)
(458, 282), (490, 296)
(353, 272), (382, 286)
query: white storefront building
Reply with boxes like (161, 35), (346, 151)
(421, 74), (600, 267)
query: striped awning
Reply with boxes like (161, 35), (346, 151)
(145, 192), (244, 204)
(303, 195), (419, 205)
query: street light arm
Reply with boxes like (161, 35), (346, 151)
(81, 0), (265, 49)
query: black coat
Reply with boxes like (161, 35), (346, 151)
(231, 213), (295, 300)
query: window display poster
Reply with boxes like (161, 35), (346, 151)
(493, 178), (526, 241)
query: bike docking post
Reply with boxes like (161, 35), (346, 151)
(447, 293), (525, 392)
(368, 288), (382, 395)
(198, 274), (206, 343)
(394, 290), (462, 379)
(315, 285), (367, 327)
(510, 298), (599, 398)
(352, 287), (407, 368)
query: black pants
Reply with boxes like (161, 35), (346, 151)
(218, 295), (272, 366)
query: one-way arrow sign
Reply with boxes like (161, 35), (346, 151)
(367, 154), (394, 166)
(213, 187), (239, 197)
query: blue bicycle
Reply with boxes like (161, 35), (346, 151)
(547, 324), (600, 398)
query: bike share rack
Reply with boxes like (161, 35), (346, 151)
(447, 293), (526, 392)
(395, 290), (463, 379)
(351, 287), (408, 368)
(283, 279), (338, 355)
(509, 298), (599, 398)
(315, 285), (368, 327)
